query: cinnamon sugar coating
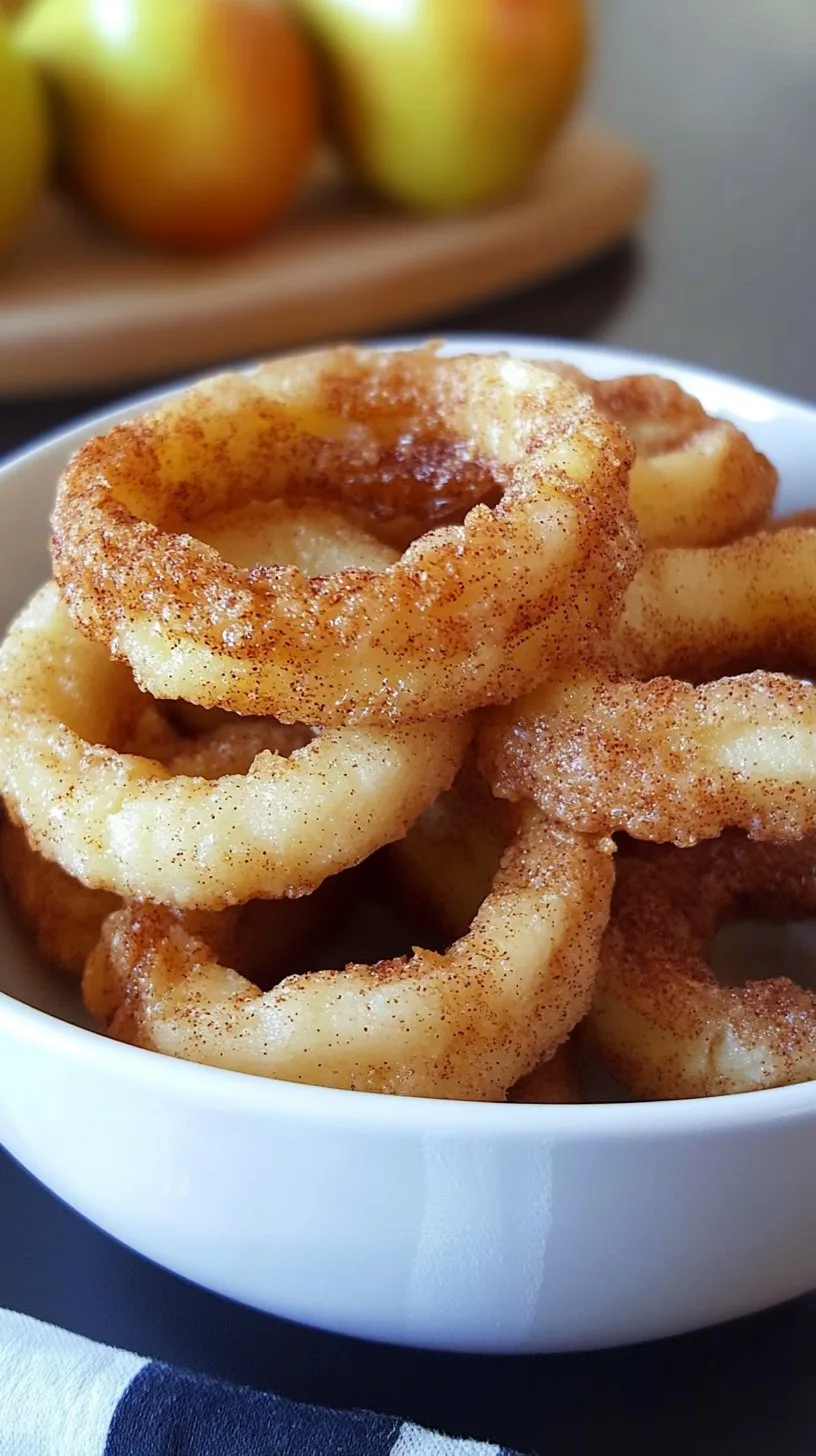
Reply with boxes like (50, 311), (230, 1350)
(547, 364), (777, 548)
(51, 345), (639, 726)
(0, 584), (468, 908)
(3, 339), (806, 1102)
(83, 807), (614, 1100)
(590, 835), (816, 1097)
(481, 526), (816, 845)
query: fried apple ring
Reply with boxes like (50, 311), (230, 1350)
(613, 524), (816, 681)
(83, 807), (614, 1099)
(547, 364), (777, 548)
(0, 583), (469, 908)
(0, 719), (235, 980)
(383, 767), (587, 1104)
(51, 345), (639, 725)
(0, 706), (313, 974)
(386, 770), (584, 1103)
(590, 836), (816, 1098)
(481, 526), (816, 845)
(384, 768), (582, 1094)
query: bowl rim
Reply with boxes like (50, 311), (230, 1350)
(1, 333), (814, 485)
(2, 331), (815, 1141)
(2, 985), (815, 1138)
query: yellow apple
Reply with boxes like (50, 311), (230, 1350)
(0, 17), (49, 256)
(16, 0), (319, 251)
(290, 0), (588, 211)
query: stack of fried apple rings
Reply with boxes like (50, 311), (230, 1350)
(2, 342), (810, 1102)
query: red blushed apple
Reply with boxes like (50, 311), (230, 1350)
(16, 0), (320, 251)
(289, 0), (588, 212)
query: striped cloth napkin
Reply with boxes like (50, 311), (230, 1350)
(0, 1307), (524, 1456)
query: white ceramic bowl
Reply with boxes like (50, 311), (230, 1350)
(0, 338), (815, 1355)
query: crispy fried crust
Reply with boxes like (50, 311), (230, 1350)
(0, 584), (469, 908)
(83, 809), (614, 1100)
(51, 346), (639, 725)
(482, 671), (816, 845)
(547, 365), (777, 548)
(590, 836), (816, 1097)
(0, 709), (346, 981)
(481, 526), (816, 845)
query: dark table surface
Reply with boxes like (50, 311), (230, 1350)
(1, 4), (816, 1454)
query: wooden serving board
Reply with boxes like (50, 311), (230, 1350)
(0, 124), (649, 397)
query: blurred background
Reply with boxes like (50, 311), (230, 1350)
(588, 0), (815, 394)
(0, 0), (814, 417)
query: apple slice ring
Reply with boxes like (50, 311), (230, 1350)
(2, 502), (469, 906)
(1, 506), (472, 902)
(51, 344), (639, 726)
(480, 525), (816, 845)
(0, 700), (313, 976)
(0, 581), (469, 909)
(546, 364), (777, 548)
(83, 806), (614, 1099)
(590, 835), (816, 1098)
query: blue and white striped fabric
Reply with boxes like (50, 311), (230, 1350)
(0, 1307), (523, 1456)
